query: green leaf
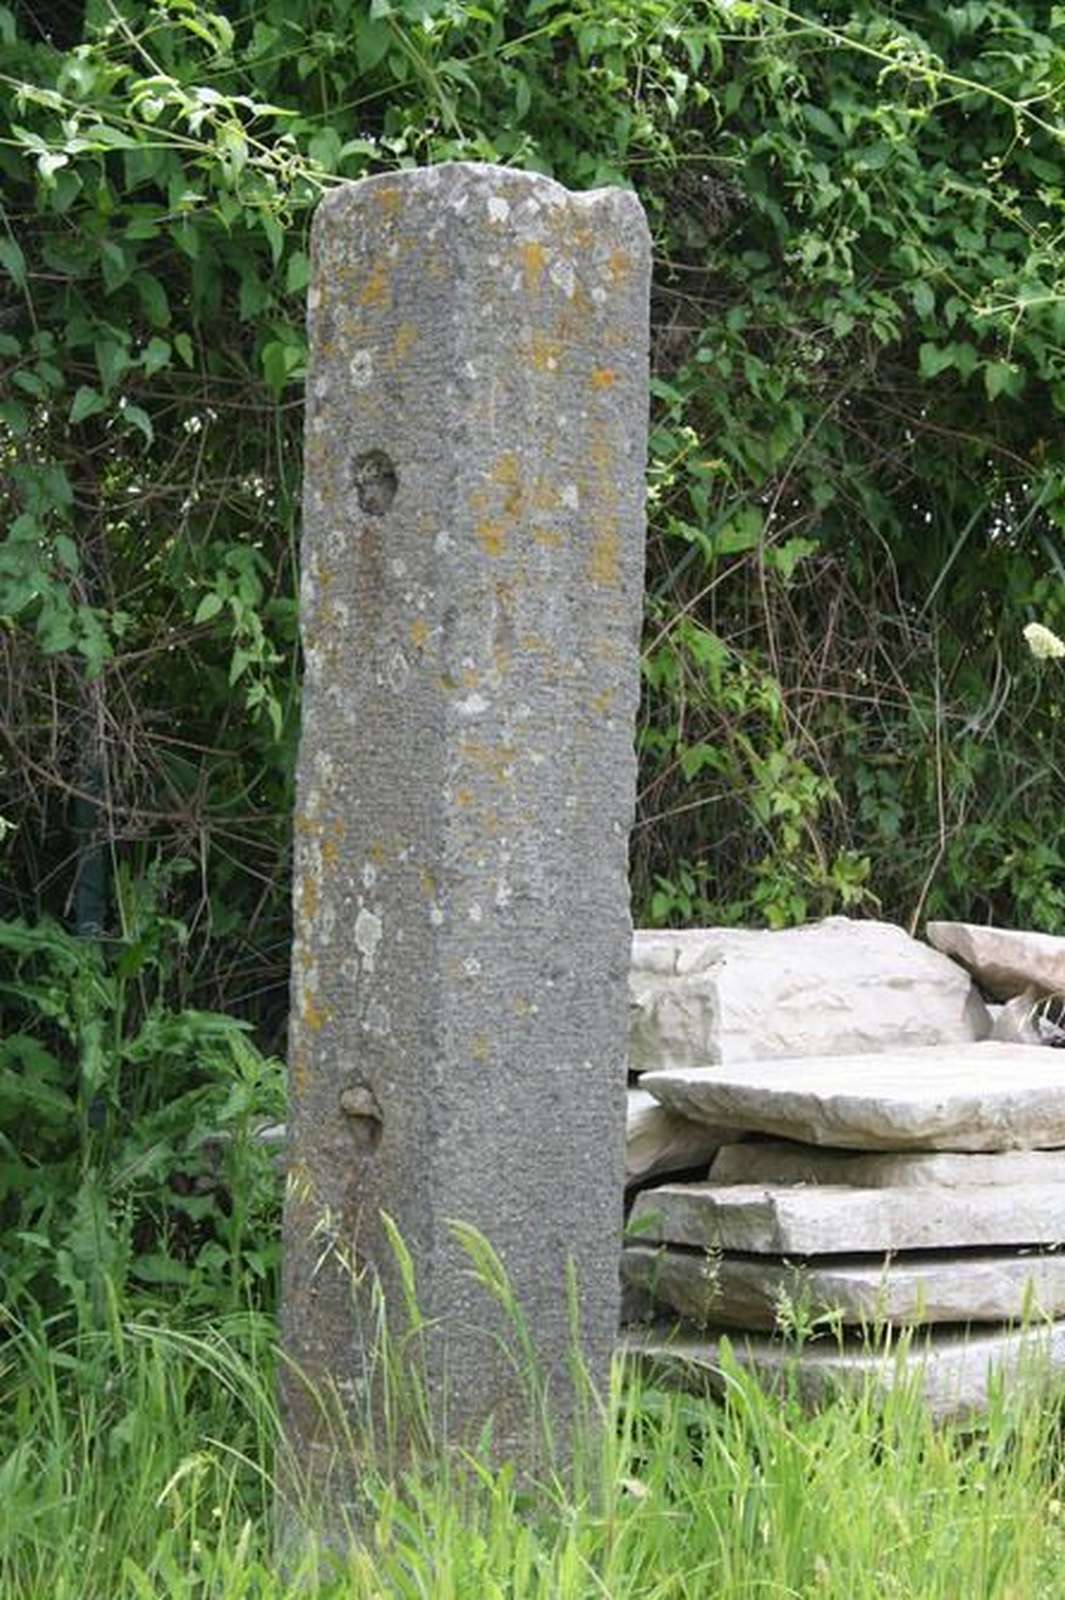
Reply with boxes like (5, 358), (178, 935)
(356, 17), (392, 71)
(194, 591), (224, 625)
(912, 281), (935, 319)
(69, 386), (106, 424)
(984, 361), (1018, 400)
(261, 213), (284, 267)
(54, 534), (79, 573)
(0, 400), (29, 437)
(142, 336), (171, 376)
(919, 342), (954, 379)
(0, 237), (26, 291)
(133, 271), (170, 327)
(122, 403), (153, 444)
(285, 250), (310, 294)
(174, 332), (194, 367)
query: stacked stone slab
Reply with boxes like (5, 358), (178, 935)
(623, 928), (1065, 1415)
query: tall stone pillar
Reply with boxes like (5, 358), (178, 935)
(280, 162), (650, 1530)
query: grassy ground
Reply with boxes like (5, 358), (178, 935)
(4, 1299), (1065, 1600)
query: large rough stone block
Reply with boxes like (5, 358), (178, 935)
(280, 163), (650, 1513)
(622, 1243), (1065, 1328)
(622, 1323), (1065, 1422)
(629, 918), (989, 1073)
(641, 1041), (1065, 1151)
(926, 921), (1065, 1002)
(625, 1088), (724, 1184)
(629, 1177), (1065, 1254)
(709, 1139), (1065, 1189)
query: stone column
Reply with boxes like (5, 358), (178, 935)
(280, 162), (650, 1530)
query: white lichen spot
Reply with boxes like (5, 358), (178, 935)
(549, 258), (576, 298)
(561, 483), (580, 511)
(362, 861), (378, 890)
(314, 749), (335, 786)
(487, 196), (510, 223)
(468, 903), (483, 924)
(435, 529), (453, 554)
(364, 1000), (391, 1036)
(341, 955), (360, 986)
(429, 903), (445, 927)
(391, 557), (407, 578)
(349, 349), (374, 388)
(464, 361), (478, 380)
(319, 900), (336, 944)
(464, 957), (482, 977)
(495, 878), (512, 909)
(308, 285), (321, 311)
(354, 907), (383, 973)
(591, 285), (607, 306)
(388, 646), (410, 692)
(564, 794), (578, 810)
(313, 374), (329, 401)
(456, 691), (489, 717)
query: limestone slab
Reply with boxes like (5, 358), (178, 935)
(622, 1243), (1065, 1328)
(629, 917), (989, 1073)
(629, 1179), (1065, 1254)
(621, 1322), (1065, 1421)
(280, 161), (650, 1528)
(709, 1139), (1065, 1189)
(927, 921), (1065, 1002)
(641, 1042), (1065, 1151)
(626, 1089), (724, 1183)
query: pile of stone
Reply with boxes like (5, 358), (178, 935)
(622, 917), (1065, 1416)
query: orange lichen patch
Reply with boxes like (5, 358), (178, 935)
(410, 617), (430, 650)
(531, 478), (559, 513)
(476, 518), (506, 558)
(589, 517), (621, 587)
(492, 453), (523, 518)
(358, 261), (391, 308)
(590, 367), (618, 391)
(392, 321), (417, 365)
(300, 873), (320, 923)
(373, 184), (403, 218)
(532, 526), (563, 549)
(303, 991), (330, 1033)
(471, 1034), (490, 1063)
(521, 241), (548, 293)
(529, 331), (562, 373)
(607, 248), (631, 284)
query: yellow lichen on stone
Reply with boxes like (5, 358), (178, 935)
(291, 1051), (310, 1097)
(533, 527), (563, 549)
(521, 241), (548, 293)
(300, 873), (320, 923)
(492, 453), (523, 518)
(607, 249), (631, 284)
(590, 368), (618, 390)
(410, 617), (430, 650)
(476, 518), (506, 557)
(391, 321), (417, 365)
(369, 841), (387, 865)
(529, 331), (562, 373)
(304, 991), (330, 1033)
(359, 261), (392, 309)
(471, 1035), (490, 1063)
(590, 687), (614, 716)
(455, 788), (474, 808)
(589, 515), (621, 587)
(419, 868), (436, 898)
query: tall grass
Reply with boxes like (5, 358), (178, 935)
(4, 1285), (1065, 1599)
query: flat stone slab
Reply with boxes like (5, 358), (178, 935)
(709, 1139), (1065, 1189)
(626, 1089), (724, 1184)
(641, 1042), (1065, 1151)
(628, 1179), (1065, 1254)
(620, 1321), (1065, 1421)
(629, 917), (989, 1073)
(622, 1243), (1065, 1328)
(927, 921), (1065, 1002)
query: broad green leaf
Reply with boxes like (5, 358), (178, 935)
(0, 237), (26, 290)
(919, 341), (954, 378)
(122, 403), (153, 444)
(285, 250), (310, 293)
(142, 336), (171, 376)
(194, 591), (224, 625)
(70, 385), (106, 424)
(912, 281), (935, 318)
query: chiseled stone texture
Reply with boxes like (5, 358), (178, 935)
(622, 1243), (1065, 1328)
(626, 1088), (724, 1184)
(280, 164), (650, 1499)
(629, 1177), (1065, 1254)
(629, 918), (989, 1073)
(621, 1322), (1065, 1422)
(709, 1139), (1065, 1189)
(640, 1042), (1065, 1151)
(927, 921), (1065, 1002)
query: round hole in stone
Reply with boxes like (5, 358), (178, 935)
(339, 1084), (383, 1152)
(351, 449), (398, 516)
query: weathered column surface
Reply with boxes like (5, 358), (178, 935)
(280, 162), (650, 1519)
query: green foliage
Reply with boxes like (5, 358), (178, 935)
(0, 887), (284, 1321)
